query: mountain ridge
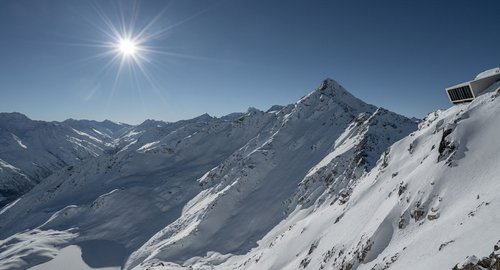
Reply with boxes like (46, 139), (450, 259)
(2, 78), (497, 270)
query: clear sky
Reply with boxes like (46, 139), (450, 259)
(0, 0), (499, 124)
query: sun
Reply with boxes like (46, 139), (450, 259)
(79, 1), (212, 106)
(117, 38), (138, 57)
(75, 1), (219, 118)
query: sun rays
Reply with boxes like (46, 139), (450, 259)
(67, 1), (216, 112)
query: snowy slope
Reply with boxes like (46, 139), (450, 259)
(0, 113), (126, 207)
(63, 119), (133, 148)
(125, 79), (417, 269)
(0, 108), (278, 270)
(0, 79), (419, 270)
(136, 88), (500, 270)
(8, 78), (497, 270)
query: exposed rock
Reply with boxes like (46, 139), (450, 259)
(411, 204), (426, 222)
(438, 128), (456, 164)
(453, 241), (500, 269)
(439, 240), (454, 251)
(398, 182), (407, 196)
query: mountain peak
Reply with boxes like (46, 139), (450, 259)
(192, 113), (214, 122)
(317, 78), (349, 96)
(0, 112), (31, 122)
(0, 112), (35, 131)
(294, 78), (374, 115)
(246, 107), (263, 115)
(137, 119), (167, 129)
(319, 77), (338, 89)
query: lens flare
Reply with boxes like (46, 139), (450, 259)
(117, 39), (138, 57)
(72, 2), (216, 109)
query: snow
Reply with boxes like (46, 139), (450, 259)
(1, 78), (500, 270)
(118, 139), (138, 153)
(475, 67), (500, 79)
(0, 229), (76, 270)
(128, 89), (500, 270)
(72, 128), (104, 143)
(39, 205), (79, 227)
(29, 245), (120, 270)
(305, 123), (362, 177)
(0, 113), (127, 207)
(0, 198), (21, 215)
(456, 255), (479, 268)
(93, 128), (112, 139)
(67, 136), (102, 157)
(0, 158), (29, 181)
(11, 133), (27, 149)
(0, 158), (21, 171)
(123, 79), (415, 268)
(137, 141), (161, 152)
(124, 130), (145, 138)
(162, 90), (500, 270)
(97, 188), (120, 199)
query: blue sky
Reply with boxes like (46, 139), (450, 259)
(0, 0), (499, 124)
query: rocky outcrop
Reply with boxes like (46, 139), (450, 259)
(453, 241), (500, 270)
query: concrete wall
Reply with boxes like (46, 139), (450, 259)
(470, 72), (500, 96)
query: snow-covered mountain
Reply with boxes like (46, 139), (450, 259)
(1, 78), (498, 270)
(124, 80), (416, 269)
(136, 84), (500, 270)
(0, 113), (131, 208)
(0, 105), (279, 269)
(62, 118), (132, 147)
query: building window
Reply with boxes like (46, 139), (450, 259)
(448, 85), (473, 102)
